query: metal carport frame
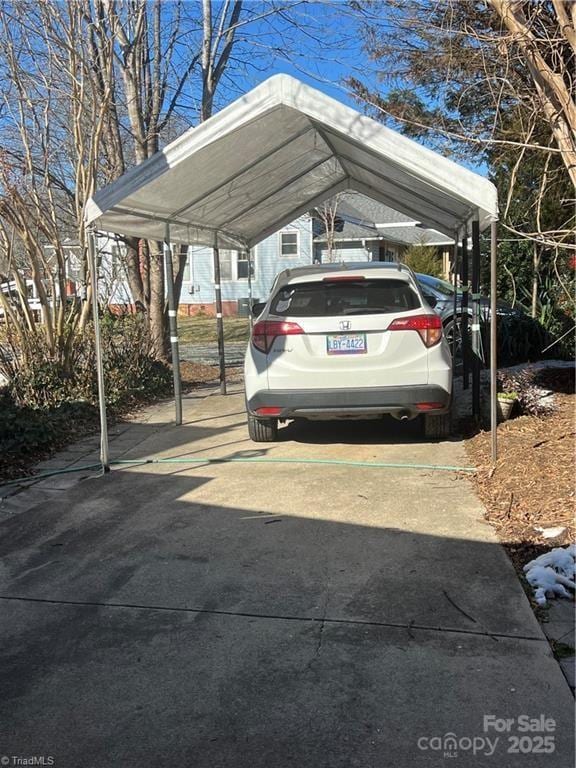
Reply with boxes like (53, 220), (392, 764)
(85, 74), (499, 468)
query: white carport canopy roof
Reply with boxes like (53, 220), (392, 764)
(85, 74), (498, 248)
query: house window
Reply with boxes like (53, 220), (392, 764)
(280, 231), (299, 257)
(219, 250), (234, 281)
(215, 249), (256, 281)
(237, 252), (255, 280)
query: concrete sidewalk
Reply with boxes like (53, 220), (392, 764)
(0, 389), (573, 767)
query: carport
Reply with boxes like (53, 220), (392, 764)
(85, 74), (499, 466)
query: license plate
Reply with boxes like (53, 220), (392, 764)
(326, 333), (367, 355)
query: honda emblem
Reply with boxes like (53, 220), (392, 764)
(339, 320), (351, 330)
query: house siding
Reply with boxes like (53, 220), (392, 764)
(102, 205), (410, 317)
(180, 216), (314, 313)
(314, 240), (375, 263)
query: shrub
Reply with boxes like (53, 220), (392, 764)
(97, 313), (173, 411)
(5, 314), (173, 413)
(0, 390), (100, 476)
(0, 315), (174, 481)
(401, 242), (443, 277)
(495, 313), (573, 366)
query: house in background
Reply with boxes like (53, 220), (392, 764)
(0, 278), (43, 322)
(179, 214), (314, 317)
(1, 239), (85, 323)
(312, 193), (453, 266)
(104, 192), (453, 316)
(177, 193), (453, 316)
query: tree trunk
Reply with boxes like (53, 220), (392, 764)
(124, 236), (146, 310)
(148, 240), (167, 360)
(173, 243), (188, 310)
(488, 0), (576, 187)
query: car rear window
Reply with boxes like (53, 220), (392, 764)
(270, 279), (421, 317)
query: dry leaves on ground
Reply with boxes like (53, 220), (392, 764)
(180, 361), (243, 389)
(465, 368), (574, 569)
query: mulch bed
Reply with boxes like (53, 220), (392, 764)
(464, 367), (575, 573)
(179, 361), (243, 389)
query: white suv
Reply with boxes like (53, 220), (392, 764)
(244, 262), (452, 441)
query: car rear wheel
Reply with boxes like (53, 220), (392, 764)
(423, 412), (452, 439)
(247, 411), (278, 442)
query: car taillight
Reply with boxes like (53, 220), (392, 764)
(251, 320), (304, 353)
(388, 314), (443, 347)
(416, 402), (445, 411)
(256, 406), (282, 416)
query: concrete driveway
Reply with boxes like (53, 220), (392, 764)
(0, 388), (573, 767)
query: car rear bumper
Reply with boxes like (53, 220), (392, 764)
(247, 385), (451, 419)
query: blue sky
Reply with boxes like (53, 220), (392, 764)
(208, 0), (488, 176)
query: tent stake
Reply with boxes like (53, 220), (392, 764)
(164, 223), (182, 425)
(490, 221), (498, 463)
(213, 246), (227, 395)
(88, 230), (110, 471)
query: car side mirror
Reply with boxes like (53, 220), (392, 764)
(251, 301), (266, 317)
(423, 293), (437, 308)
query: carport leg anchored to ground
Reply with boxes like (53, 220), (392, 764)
(85, 74), (500, 469)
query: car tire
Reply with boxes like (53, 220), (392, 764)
(247, 411), (278, 442)
(443, 315), (464, 359)
(423, 412), (451, 439)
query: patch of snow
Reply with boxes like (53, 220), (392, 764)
(474, 359), (573, 384)
(530, 388), (555, 412)
(534, 526), (567, 540)
(523, 545), (576, 606)
(498, 360), (574, 375)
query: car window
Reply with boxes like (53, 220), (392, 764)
(418, 274), (461, 298)
(421, 291), (437, 306)
(270, 279), (421, 317)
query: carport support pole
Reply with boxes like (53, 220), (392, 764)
(164, 224), (182, 426)
(213, 246), (227, 395)
(490, 222), (498, 463)
(452, 231), (459, 362)
(88, 230), (110, 472)
(471, 220), (481, 419)
(461, 229), (470, 390)
(247, 249), (254, 329)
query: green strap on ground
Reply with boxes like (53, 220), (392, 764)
(1, 456), (476, 487)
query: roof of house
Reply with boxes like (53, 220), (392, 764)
(314, 219), (380, 242)
(336, 193), (416, 227)
(313, 192), (453, 246)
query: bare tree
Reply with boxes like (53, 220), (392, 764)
(314, 193), (346, 262)
(0, 1), (113, 372)
(1, 0), (365, 376)
(0, 0), (310, 362)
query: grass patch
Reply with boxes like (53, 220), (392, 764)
(178, 316), (250, 344)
